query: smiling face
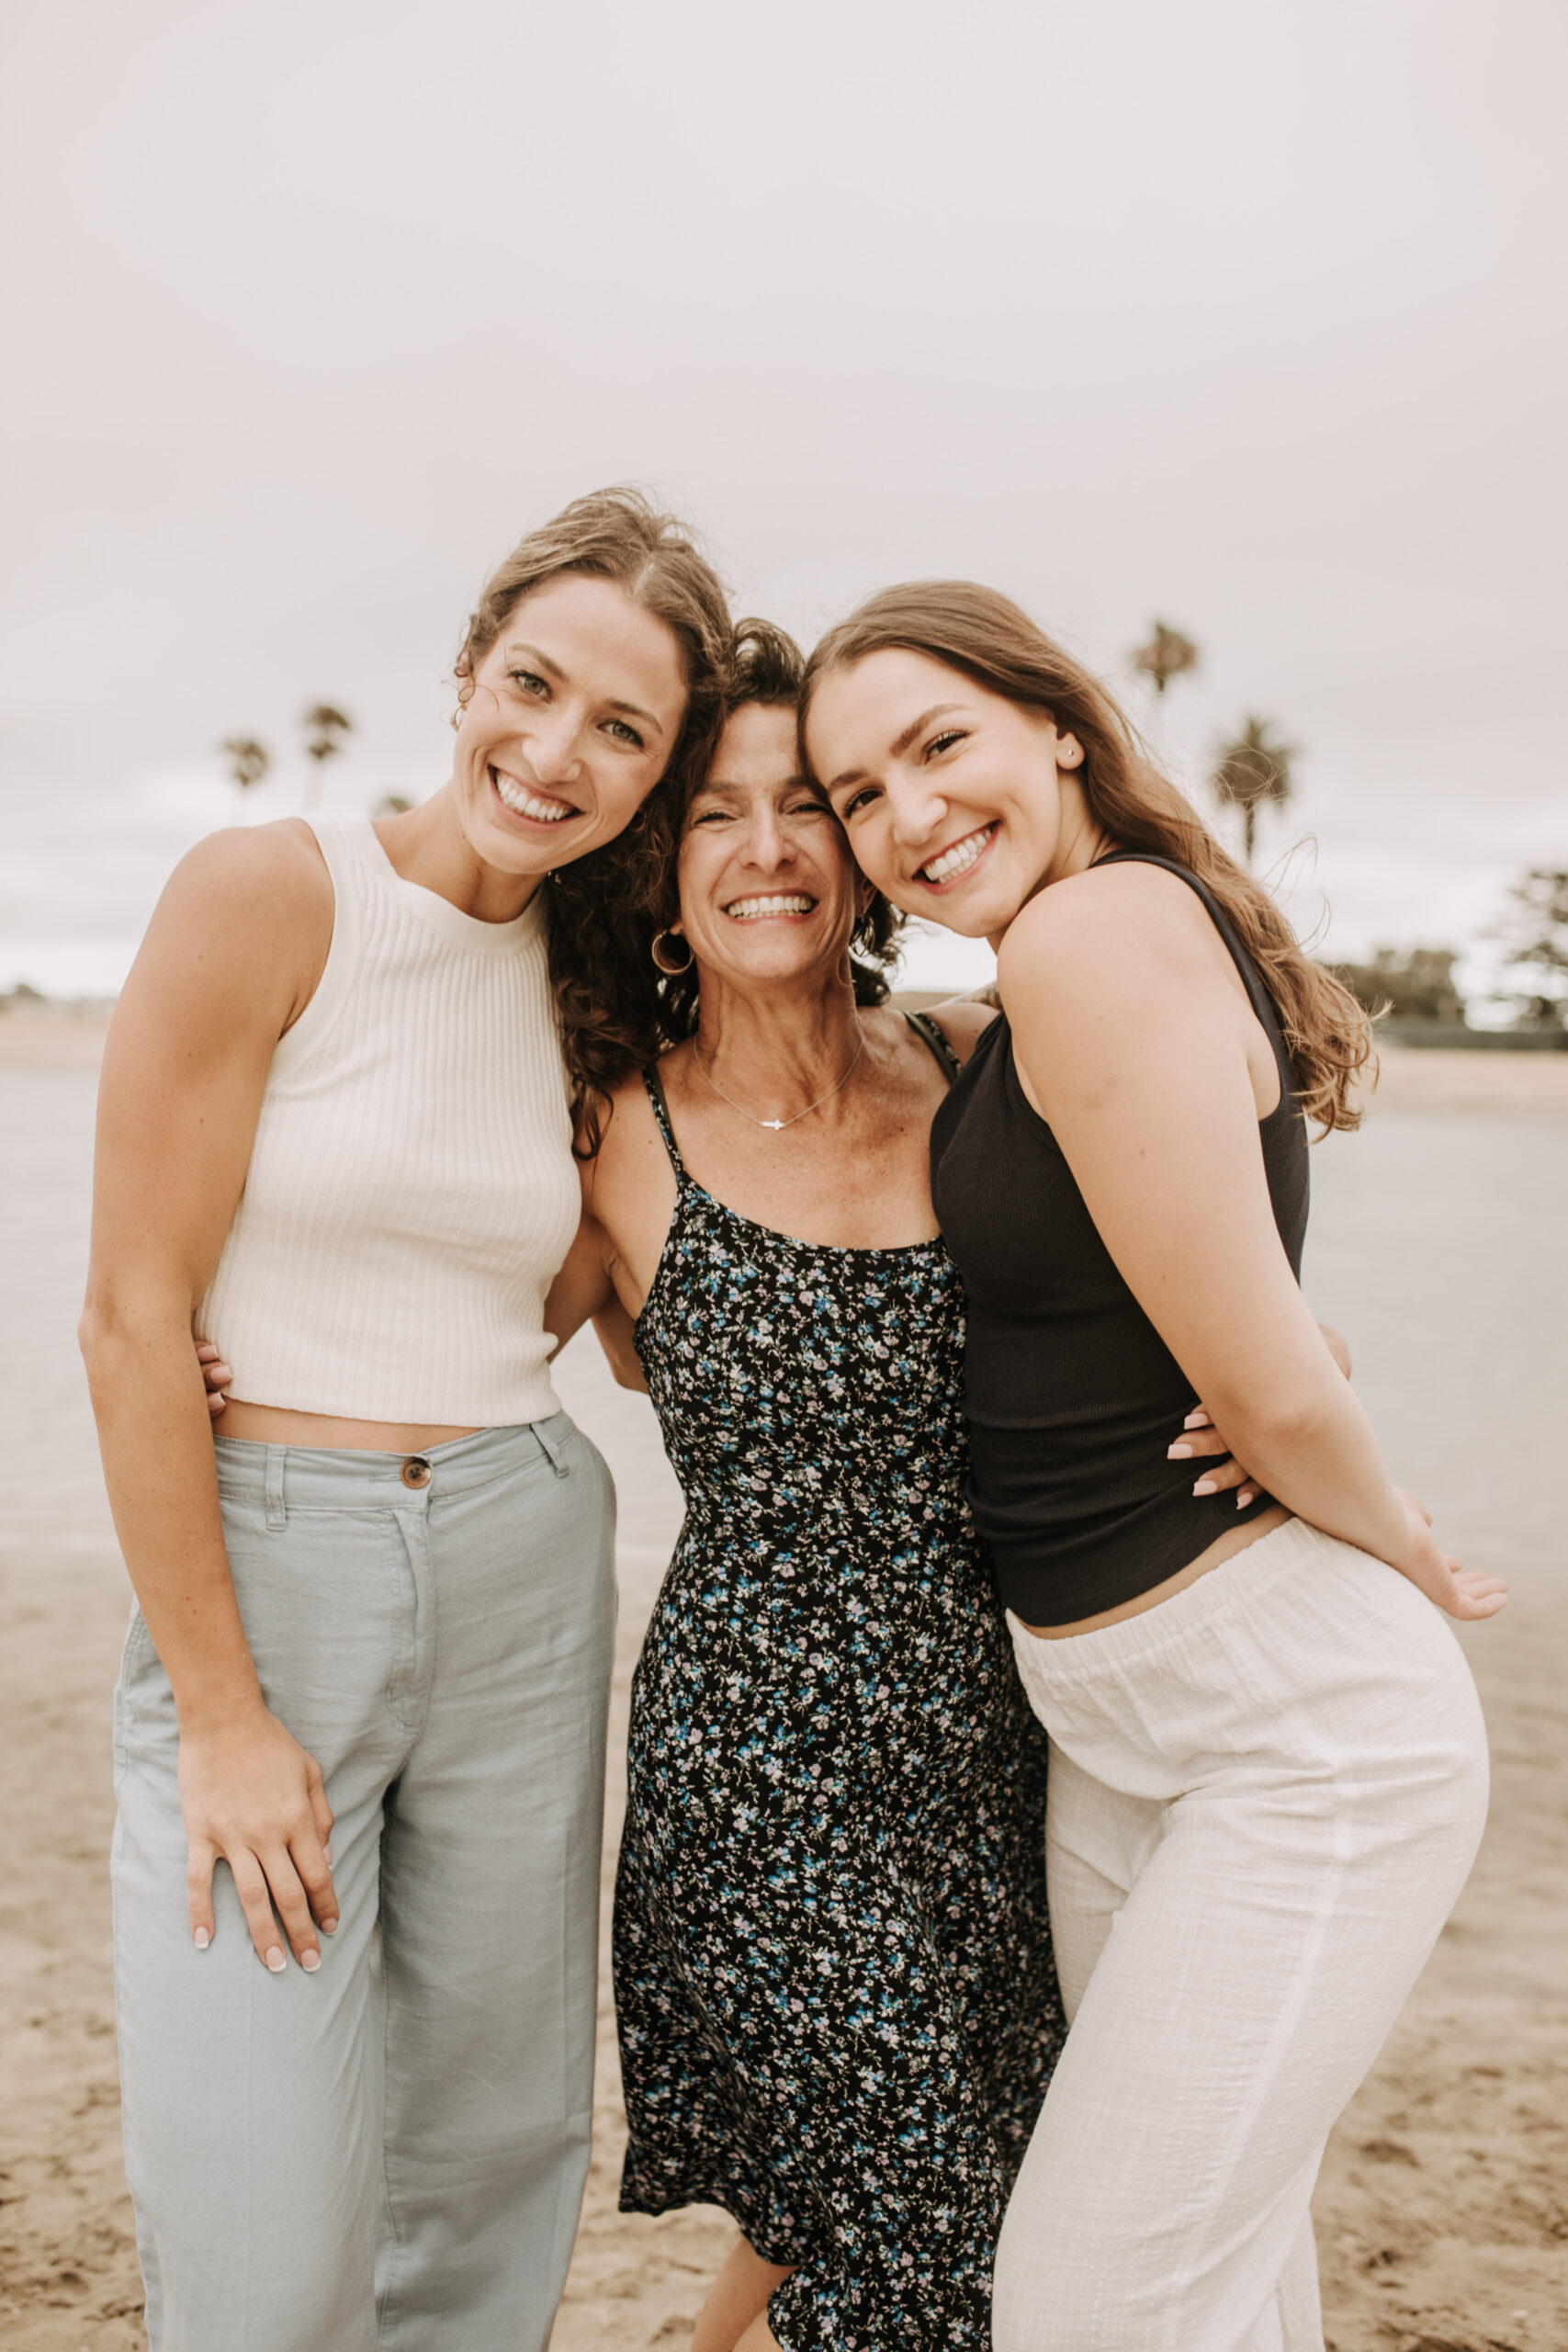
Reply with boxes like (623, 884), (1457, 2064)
(805, 648), (1093, 941)
(452, 571), (690, 878)
(673, 702), (861, 992)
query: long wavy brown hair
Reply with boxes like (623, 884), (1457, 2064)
(552, 617), (905, 1154)
(801, 582), (1373, 1133)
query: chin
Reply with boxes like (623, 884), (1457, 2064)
(912, 894), (995, 940)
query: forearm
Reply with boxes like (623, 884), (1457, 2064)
(592, 1297), (649, 1391)
(1209, 1368), (1414, 1569)
(82, 1307), (263, 1730)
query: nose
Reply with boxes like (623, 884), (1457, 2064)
(519, 707), (585, 791)
(739, 802), (795, 871)
(886, 770), (947, 850)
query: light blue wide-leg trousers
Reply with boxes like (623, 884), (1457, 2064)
(111, 1416), (616, 2352)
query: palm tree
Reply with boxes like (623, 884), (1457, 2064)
(1211, 717), (1296, 865)
(302, 704), (354, 805)
(220, 736), (271, 797)
(1132, 620), (1200, 695)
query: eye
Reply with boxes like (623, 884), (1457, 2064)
(838, 784), (882, 820)
(925, 729), (966, 760)
(603, 718), (646, 749)
(690, 805), (734, 826)
(508, 667), (549, 698)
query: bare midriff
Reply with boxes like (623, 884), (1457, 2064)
(217, 1398), (481, 1453)
(1020, 1501), (1292, 1639)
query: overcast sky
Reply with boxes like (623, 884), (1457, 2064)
(3, 0), (1564, 999)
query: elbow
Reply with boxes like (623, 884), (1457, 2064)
(78, 1286), (191, 1395)
(77, 1295), (119, 1384)
(1208, 1381), (1336, 1459)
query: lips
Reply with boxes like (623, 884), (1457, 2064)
(917, 823), (996, 886)
(721, 894), (818, 920)
(491, 766), (578, 824)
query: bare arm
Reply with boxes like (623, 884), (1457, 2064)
(544, 1209), (649, 1391)
(1001, 867), (1504, 1620)
(80, 823), (343, 1967)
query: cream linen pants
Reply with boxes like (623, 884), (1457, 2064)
(996, 1517), (1489, 2352)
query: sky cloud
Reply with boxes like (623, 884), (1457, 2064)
(3, 0), (1563, 1000)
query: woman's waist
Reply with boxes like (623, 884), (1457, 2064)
(658, 1429), (968, 1486)
(202, 1285), (563, 1429)
(214, 1412), (582, 1503)
(217, 1399), (480, 1453)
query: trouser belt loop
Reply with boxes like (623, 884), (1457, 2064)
(532, 1419), (570, 1480)
(265, 1445), (287, 1531)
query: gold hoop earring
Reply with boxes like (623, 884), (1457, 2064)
(652, 929), (694, 976)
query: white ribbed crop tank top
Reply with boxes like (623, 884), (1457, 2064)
(199, 813), (581, 1424)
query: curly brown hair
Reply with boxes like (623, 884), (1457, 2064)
(802, 582), (1374, 1134)
(551, 616), (905, 1154)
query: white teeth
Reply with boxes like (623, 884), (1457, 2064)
(920, 826), (993, 885)
(724, 895), (817, 919)
(492, 770), (574, 823)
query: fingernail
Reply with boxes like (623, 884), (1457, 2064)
(301, 1949), (321, 1973)
(1236, 1492), (1253, 1510)
(1184, 1411), (1209, 1429)
(322, 1847), (332, 1866)
(1192, 1479), (1217, 1496)
(1168, 1444), (1192, 1459)
(321, 1915), (339, 1934)
(265, 1946), (287, 1973)
(194, 1927), (210, 1950)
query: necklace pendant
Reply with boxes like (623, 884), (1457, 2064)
(761, 1118), (785, 1130)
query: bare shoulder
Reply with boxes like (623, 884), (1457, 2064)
(998, 860), (1218, 1004)
(584, 1064), (666, 1205)
(918, 995), (999, 1066)
(120, 820), (333, 1048)
(159, 819), (331, 928)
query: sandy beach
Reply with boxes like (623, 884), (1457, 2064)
(2, 1027), (1564, 2349)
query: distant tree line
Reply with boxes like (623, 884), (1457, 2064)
(1327, 870), (1568, 1035)
(1126, 620), (1563, 1038)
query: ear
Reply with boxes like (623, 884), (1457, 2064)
(1055, 731), (1086, 771)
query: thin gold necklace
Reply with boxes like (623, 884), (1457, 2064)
(692, 1025), (866, 1132)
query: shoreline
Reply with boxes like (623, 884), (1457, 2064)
(5, 1007), (1568, 1116)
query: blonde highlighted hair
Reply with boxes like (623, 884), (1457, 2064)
(802, 582), (1373, 1133)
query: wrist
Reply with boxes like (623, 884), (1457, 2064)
(174, 1674), (268, 1741)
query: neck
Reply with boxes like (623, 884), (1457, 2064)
(987, 776), (1115, 953)
(374, 784), (544, 923)
(692, 969), (863, 1112)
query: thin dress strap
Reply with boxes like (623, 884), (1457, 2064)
(641, 1064), (689, 1182)
(903, 1009), (962, 1084)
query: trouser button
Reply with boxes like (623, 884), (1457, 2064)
(401, 1456), (432, 1490)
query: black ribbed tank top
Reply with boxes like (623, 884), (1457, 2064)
(930, 854), (1310, 1624)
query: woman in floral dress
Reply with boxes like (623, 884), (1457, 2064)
(548, 624), (1263, 2351)
(546, 621), (1061, 2350)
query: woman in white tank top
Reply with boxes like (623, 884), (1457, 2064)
(80, 489), (730, 2352)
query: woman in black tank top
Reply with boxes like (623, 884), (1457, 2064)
(803, 583), (1503, 2352)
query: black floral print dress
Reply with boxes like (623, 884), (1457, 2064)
(615, 1028), (1065, 2352)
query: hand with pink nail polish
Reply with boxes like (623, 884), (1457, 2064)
(180, 1703), (337, 1973)
(1166, 1397), (1263, 1506)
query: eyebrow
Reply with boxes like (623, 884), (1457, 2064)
(503, 639), (666, 740)
(695, 772), (811, 797)
(827, 703), (965, 791)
